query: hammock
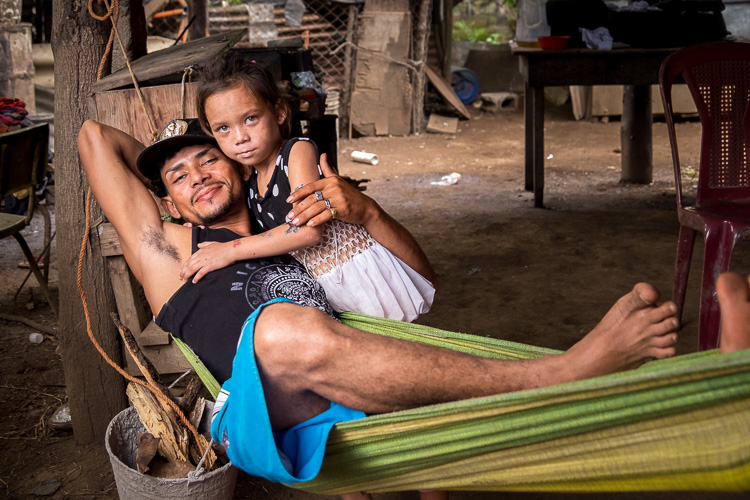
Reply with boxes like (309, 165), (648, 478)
(173, 312), (750, 494)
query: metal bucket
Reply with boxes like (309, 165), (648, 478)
(105, 406), (237, 500)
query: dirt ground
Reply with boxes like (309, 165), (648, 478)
(1, 102), (749, 499)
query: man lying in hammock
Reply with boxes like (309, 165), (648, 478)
(78, 119), (744, 486)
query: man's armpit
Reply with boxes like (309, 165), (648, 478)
(142, 226), (181, 262)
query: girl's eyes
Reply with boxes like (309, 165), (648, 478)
(213, 115), (257, 132)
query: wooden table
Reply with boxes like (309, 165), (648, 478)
(512, 44), (679, 207)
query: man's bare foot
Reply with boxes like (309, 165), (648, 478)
(717, 272), (750, 353)
(564, 283), (679, 379)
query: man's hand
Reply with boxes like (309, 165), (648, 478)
(285, 154), (376, 227)
(286, 153), (438, 289)
(179, 240), (236, 283)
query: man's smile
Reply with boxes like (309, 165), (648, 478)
(191, 182), (225, 205)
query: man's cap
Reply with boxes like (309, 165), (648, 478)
(136, 118), (218, 180)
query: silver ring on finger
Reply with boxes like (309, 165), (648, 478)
(324, 199), (332, 209)
(315, 190), (324, 201)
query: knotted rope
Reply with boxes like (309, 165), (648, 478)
(76, 190), (206, 456)
(181, 66), (195, 119)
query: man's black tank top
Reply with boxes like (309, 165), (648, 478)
(156, 226), (332, 384)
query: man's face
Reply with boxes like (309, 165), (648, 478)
(159, 143), (249, 226)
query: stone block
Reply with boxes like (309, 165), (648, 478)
(0, 23), (35, 111)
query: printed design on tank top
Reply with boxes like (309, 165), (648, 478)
(232, 260), (331, 313)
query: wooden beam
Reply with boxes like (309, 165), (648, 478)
(425, 65), (471, 120)
(90, 29), (244, 92)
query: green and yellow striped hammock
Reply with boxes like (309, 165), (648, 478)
(174, 312), (750, 494)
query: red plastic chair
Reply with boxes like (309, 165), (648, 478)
(659, 42), (750, 351)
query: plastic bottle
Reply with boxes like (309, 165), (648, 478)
(29, 333), (44, 344)
(516, 0), (551, 47)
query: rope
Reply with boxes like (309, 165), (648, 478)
(180, 66), (194, 119)
(88, 0), (118, 82)
(80, 0), (210, 468)
(87, 0), (159, 142)
(189, 438), (216, 479)
(77, 189), (209, 459)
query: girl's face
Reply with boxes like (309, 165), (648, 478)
(204, 84), (287, 172)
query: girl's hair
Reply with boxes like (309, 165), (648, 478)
(196, 54), (292, 138)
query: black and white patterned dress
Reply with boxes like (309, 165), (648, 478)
(246, 138), (435, 322)
(247, 138), (321, 231)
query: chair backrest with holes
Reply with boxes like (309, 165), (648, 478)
(660, 42), (750, 208)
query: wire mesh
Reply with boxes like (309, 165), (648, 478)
(273, 0), (363, 120)
(146, 1), (365, 132)
(146, 1), (190, 40)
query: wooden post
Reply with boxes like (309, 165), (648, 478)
(524, 82), (534, 192)
(342, 4), (357, 140)
(411, 0), (432, 134)
(187, 0), (208, 40)
(621, 84), (653, 184)
(52, 1), (128, 444)
(531, 85), (545, 208)
(113, 0), (147, 73)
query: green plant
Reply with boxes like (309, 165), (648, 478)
(453, 19), (504, 44)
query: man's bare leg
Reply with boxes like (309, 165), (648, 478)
(717, 272), (750, 353)
(254, 283), (678, 429)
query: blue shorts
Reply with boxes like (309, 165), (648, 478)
(210, 297), (366, 484)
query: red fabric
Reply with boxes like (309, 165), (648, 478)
(0, 97), (30, 129)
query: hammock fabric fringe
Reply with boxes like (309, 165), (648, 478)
(173, 312), (750, 494)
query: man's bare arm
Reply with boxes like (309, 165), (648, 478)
(77, 120), (167, 280)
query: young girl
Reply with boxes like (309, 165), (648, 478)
(180, 57), (437, 323)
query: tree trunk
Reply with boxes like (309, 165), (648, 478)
(411, 0), (432, 134)
(440, 0), (452, 80)
(113, 0), (147, 72)
(52, 1), (128, 444)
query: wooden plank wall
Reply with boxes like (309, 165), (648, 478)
(93, 82), (199, 145)
(350, 11), (413, 136)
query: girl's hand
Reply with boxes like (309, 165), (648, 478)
(286, 154), (375, 227)
(179, 241), (237, 283)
